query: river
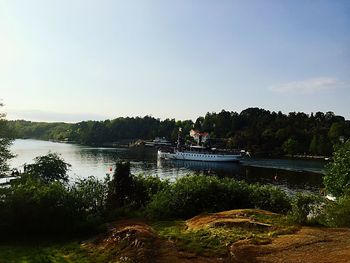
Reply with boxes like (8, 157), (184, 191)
(9, 139), (326, 193)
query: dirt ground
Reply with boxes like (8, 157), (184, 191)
(84, 211), (350, 263)
(83, 219), (223, 263)
(230, 227), (350, 263)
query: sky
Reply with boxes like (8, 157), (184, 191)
(1, 0), (349, 122)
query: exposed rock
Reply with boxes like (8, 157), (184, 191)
(83, 211), (350, 263)
(229, 227), (350, 263)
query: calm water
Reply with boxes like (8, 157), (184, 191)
(9, 139), (326, 193)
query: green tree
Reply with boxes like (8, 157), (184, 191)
(323, 140), (350, 197)
(7, 108), (350, 157)
(309, 135), (330, 155)
(26, 153), (71, 183)
(309, 135), (318, 155)
(0, 103), (14, 176)
(107, 161), (133, 208)
(328, 122), (345, 144)
(282, 138), (300, 156)
(71, 176), (108, 215)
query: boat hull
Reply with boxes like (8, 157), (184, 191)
(158, 150), (241, 162)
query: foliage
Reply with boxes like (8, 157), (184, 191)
(0, 242), (90, 263)
(328, 122), (345, 144)
(282, 138), (300, 156)
(0, 157), (169, 236)
(0, 176), (76, 234)
(131, 174), (169, 208)
(26, 153), (71, 183)
(8, 108), (350, 156)
(106, 161), (133, 209)
(323, 193), (350, 227)
(106, 162), (168, 211)
(323, 140), (350, 197)
(0, 173), (107, 235)
(248, 184), (292, 214)
(309, 135), (331, 155)
(145, 175), (291, 220)
(70, 176), (109, 222)
(0, 138), (14, 176)
(289, 193), (325, 225)
(0, 103), (14, 176)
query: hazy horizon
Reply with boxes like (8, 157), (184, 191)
(1, 0), (349, 122)
(5, 107), (350, 124)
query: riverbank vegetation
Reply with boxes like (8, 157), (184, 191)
(1, 140), (350, 238)
(0, 140), (349, 261)
(0, 159), (291, 237)
(2, 103), (350, 261)
(8, 108), (350, 156)
(0, 103), (14, 176)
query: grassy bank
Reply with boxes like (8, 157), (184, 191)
(0, 209), (299, 263)
(0, 241), (89, 263)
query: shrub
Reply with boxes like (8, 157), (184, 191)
(218, 178), (253, 210)
(106, 161), (133, 209)
(145, 175), (292, 220)
(249, 184), (291, 214)
(324, 193), (350, 227)
(131, 174), (169, 208)
(71, 176), (108, 215)
(106, 161), (168, 211)
(289, 193), (325, 225)
(0, 174), (109, 236)
(1, 176), (75, 234)
(145, 175), (229, 220)
(323, 140), (350, 197)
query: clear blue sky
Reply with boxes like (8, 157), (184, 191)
(1, 0), (349, 122)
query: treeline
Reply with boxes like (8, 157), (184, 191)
(8, 108), (350, 156)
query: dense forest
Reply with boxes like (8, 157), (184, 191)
(7, 108), (350, 156)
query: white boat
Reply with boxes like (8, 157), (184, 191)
(158, 146), (242, 162)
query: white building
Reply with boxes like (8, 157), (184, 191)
(190, 129), (210, 145)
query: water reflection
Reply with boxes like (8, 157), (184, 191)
(241, 158), (326, 174)
(10, 139), (325, 193)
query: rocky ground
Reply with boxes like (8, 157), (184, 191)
(82, 209), (350, 263)
(230, 227), (350, 263)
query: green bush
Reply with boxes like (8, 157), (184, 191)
(145, 175), (292, 220)
(289, 193), (325, 225)
(249, 184), (291, 214)
(324, 193), (350, 227)
(323, 140), (350, 197)
(70, 176), (108, 216)
(131, 174), (169, 208)
(0, 175), (108, 236)
(106, 161), (133, 209)
(106, 161), (169, 211)
(145, 175), (229, 219)
(0, 176), (74, 234)
(217, 178), (253, 210)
